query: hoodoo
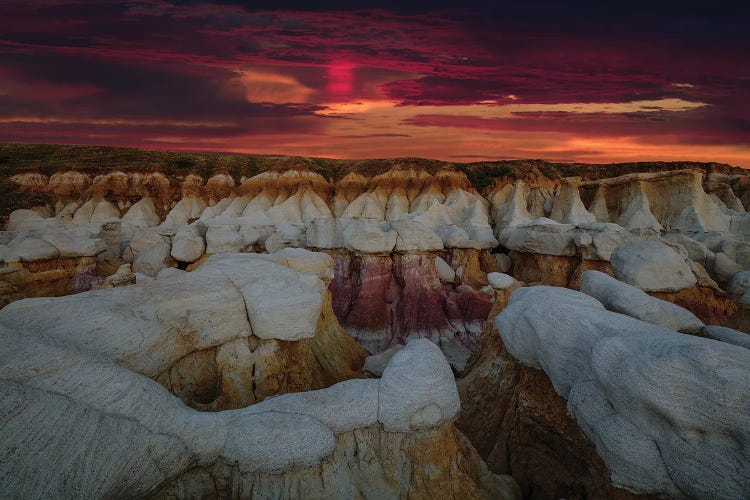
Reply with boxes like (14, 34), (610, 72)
(2, 150), (750, 499)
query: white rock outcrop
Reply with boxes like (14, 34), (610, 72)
(611, 240), (696, 291)
(496, 286), (750, 499)
(378, 339), (461, 432)
(0, 252), (329, 376)
(0, 316), (493, 499)
(703, 325), (750, 350)
(487, 272), (516, 290)
(727, 270), (750, 295)
(581, 270), (704, 333)
(170, 224), (206, 262)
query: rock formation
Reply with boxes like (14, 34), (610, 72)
(0, 250), (366, 409)
(459, 285), (750, 499)
(1, 321), (517, 499)
(3, 153), (750, 499)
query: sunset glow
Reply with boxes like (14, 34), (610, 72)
(0, 1), (748, 166)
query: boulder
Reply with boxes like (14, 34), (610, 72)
(499, 222), (577, 256)
(581, 270), (703, 333)
(575, 223), (632, 261)
(661, 231), (713, 265)
(435, 256), (455, 283)
(727, 270), (750, 295)
(713, 251), (743, 283)
(40, 231), (107, 258)
(393, 220), (443, 251)
(703, 325), (750, 350)
(205, 224), (245, 253)
(2, 237), (59, 263)
(342, 219), (397, 253)
(611, 240), (696, 292)
(494, 253), (511, 273)
(378, 339), (460, 432)
(487, 272), (516, 290)
(240, 270), (323, 341)
(7, 209), (53, 232)
(171, 225), (206, 262)
(132, 245), (172, 277)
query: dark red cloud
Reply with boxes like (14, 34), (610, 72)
(0, 0), (747, 165)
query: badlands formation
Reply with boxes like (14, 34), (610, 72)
(1, 153), (750, 498)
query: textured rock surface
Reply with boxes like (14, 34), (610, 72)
(0, 322), (517, 499)
(457, 288), (647, 499)
(0, 251), (366, 409)
(581, 270), (704, 333)
(5, 164), (750, 365)
(378, 339), (461, 431)
(329, 249), (494, 371)
(703, 325), (750, 350)
(487, 272), (516, 290)
(4, 156), (750, 499)
(496, 286), (750, 498)
(611, 240), (696, 291)
(727, 270), (750, 295)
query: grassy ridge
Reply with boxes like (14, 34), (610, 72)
(0, 142), (743, 221)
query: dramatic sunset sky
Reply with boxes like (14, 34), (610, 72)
(1, 1), (749, 166)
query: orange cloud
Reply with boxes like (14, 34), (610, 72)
(233, 69), (314, 104)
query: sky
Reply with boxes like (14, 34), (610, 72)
(1, 0), (749, 166)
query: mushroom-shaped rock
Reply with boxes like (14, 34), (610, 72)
(581, 270), (703, 333)
(434, 256), (455, 283)
(616, 182), (662, 232)
(487, 272), (516, 290)
(378, 339), (460, 431)
(549, 177), (596, 225)
(122, 197), (161, 227)
(611, 240), (696, 292)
